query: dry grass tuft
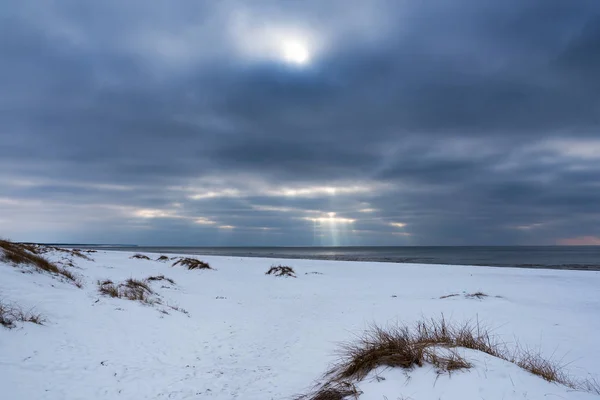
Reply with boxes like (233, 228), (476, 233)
(67, 248), (94, 260)
(579, 376), (600, 395)
(1, 240), (82, 286)
(515, 348), (571, 385)
(266, 265), (296, 278)
(440, 292), (490, 300)
(466, 292), (488, 299)
(439, 293), (460, 299)
(147, 275), (176, 285)
(330, 325), (427, 381)
(0, 300), (46, 329)
(156, 255), (170, 262)
(167, 304), (190, 315)
(98, 280), (119, 297)
(298, 316), (597, 399)
(172, 257), (212, 270)
(303, 381), (362, 400)
(130, 253), (151, 260)
(58, 267), (84, 288)
(97, 278), (155, 303)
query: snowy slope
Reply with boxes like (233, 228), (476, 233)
(1, 248), (599, 399)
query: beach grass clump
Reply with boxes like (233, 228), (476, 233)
(97, 278), (156, 303)
(439, 292), (490, 300)
(0, 239), (83, 287)
(156, 255), (170, 262)
(297, 316), (595, 399)
(172, 257), (212, 270)
(465, 292), (488, 299)
(130, 253), (151, 260)
(439, 293), (460, 299)
(266, 265), (296, 278)
(147, 275), (176, 285)
(98, 280), (120, 298)
(306, 382), (362, 400)
(0, 300), (45, 329)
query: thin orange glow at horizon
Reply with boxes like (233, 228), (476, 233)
(557, 236), (600, 246)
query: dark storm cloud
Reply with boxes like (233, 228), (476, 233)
(1, 0), (600, 245)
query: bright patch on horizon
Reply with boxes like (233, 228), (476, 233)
(195, 217), (216, 225)
(281, 39), (310, 65)
(134, 208), (177, 219)
(304, 212), (355, 224)
(273, 185), (370, 198)
(557, 236), (600, 246)
(390, 222), (407, 228)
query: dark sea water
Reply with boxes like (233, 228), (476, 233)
(69, 245), (600, 271)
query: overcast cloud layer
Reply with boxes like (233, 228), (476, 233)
(1, 0), (600, 246)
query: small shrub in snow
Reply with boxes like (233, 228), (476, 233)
(166, 304), (189, 315)
(97, 278), (155, 303)
(97, 277), (186, 315)
(156, 255), (170, 262)
(130, 254), (151, 260)
(98, 280), (119, 298)
(439, 292), (491, 300)
(172, 257), (212, 270)
(147, 275), (175, 285)
(266, 265), (296, 278)
(0, 300), (45, 329)
(306, 382), (361, 400)
(439, 293), (460, 299)
(465, 291), (488, 299)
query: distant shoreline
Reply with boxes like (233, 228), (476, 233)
(59, 245), (600, 272)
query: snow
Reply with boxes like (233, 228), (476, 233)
(1, 249), (599, 399)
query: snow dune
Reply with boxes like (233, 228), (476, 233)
(1, 247), (599, 399)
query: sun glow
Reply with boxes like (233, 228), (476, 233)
(305, 212), (355, 246)
(281, 39), (310, 65)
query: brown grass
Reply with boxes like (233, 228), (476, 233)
(166, 304), (190, 315)
(97, 278), (155, 303)
(130, 254), (151, 260)
(98, 280), (119, 297)
(1, 240), (59, 272)
(266, 265), (296, 277)
(306, 382), (362, 400)
(172, 257), (212, 270)
(156, 255), (170, 262)
(440, 292), (489, 300)
(147, 275), (176, 285)
(297, 316), (598, 399)
(0, 300), (46, 329)
(1, 240), (83, 287)
(439, 293), (460, 299)
(465, 292), (488, 299)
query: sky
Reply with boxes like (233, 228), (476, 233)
(1, 0), (600, 246)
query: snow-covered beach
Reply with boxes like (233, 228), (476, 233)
(2, 245), (599, 399)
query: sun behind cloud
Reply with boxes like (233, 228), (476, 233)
(281, 39), (310, 65)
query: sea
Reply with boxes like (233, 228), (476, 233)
(64, 245), (600, 271)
